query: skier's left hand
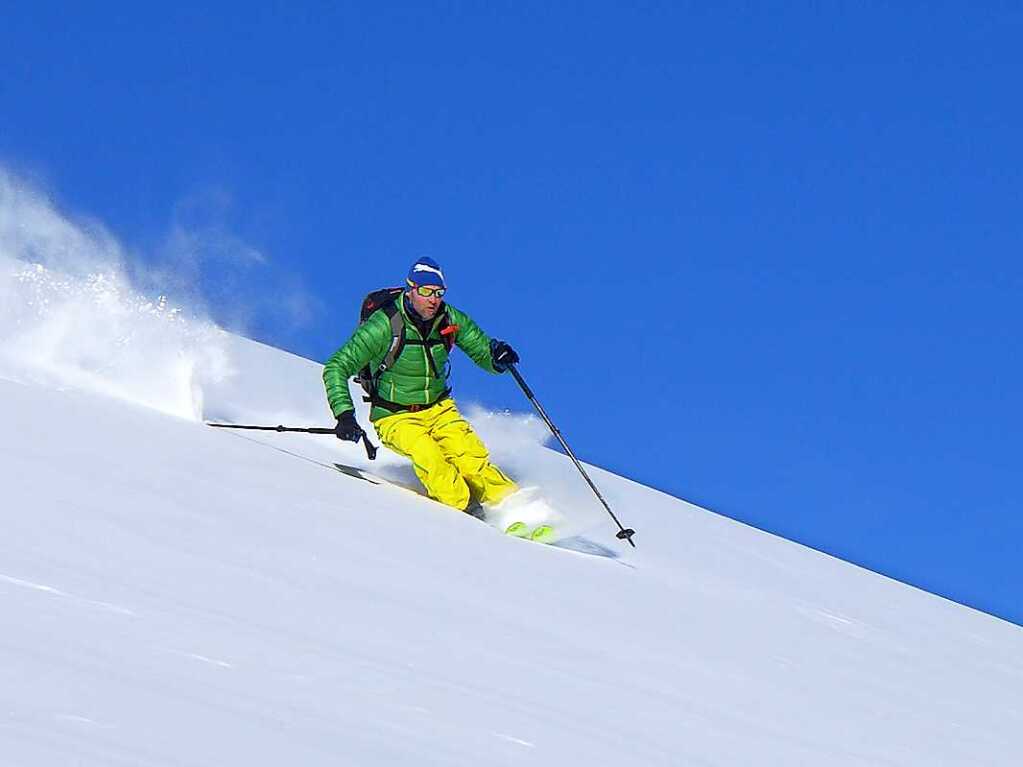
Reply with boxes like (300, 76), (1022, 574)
(334, 410), (365, 442)
(490, 339), (519, 372)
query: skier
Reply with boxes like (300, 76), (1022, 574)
(323, 257), (521, 519)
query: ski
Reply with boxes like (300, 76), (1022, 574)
(209, 415), (622, 559)
(334, 464), (559, 543)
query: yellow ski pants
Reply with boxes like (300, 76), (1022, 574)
(373, 398), (517, 511)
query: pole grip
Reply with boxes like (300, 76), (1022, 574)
(362, 433), (378, 460)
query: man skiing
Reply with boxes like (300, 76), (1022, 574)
(323, 257), (521, 519)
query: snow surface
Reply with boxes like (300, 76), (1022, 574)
(2, 178), (1022, 765)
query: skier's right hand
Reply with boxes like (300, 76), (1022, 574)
(490, 339), (519, 372)
(334, 410), (364, 442)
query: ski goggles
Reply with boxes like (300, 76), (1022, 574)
(410, 284), (446, 298)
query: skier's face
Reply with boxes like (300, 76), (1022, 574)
(408, 286), (443, 320)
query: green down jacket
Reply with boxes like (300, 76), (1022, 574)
(323, 295), (499, 422)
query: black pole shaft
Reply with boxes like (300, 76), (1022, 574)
(507, 365), (636, 547)
(206, 422), (378, 460)
(207, 423), (335, 434)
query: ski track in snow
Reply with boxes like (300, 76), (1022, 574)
(492, 732), (536, 748)
(0, 573), (137, 617)
(162, 649), (236, 670)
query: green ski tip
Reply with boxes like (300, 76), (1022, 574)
(505, 521), (556, 543)
(505, 521), (530, 538)
(529, 525), (556, 543)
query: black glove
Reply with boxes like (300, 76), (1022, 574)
(490, 339), (519, 372)
(334, 410), (365, 442)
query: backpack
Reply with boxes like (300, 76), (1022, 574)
(353, 287), (459, 403)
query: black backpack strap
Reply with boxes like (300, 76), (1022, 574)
(355, 289), (406, 401)
(370, 388), (452, 414)
(438, 308), (459, 351)
(375, 297), (406, 376)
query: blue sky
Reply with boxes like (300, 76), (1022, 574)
(3, 2), (1021, 625)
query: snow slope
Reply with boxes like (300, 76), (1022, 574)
(2, 190), (1022, 764)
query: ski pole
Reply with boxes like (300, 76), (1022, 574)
(507, 364), (636, 547)
(206, 421), (378, 460)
